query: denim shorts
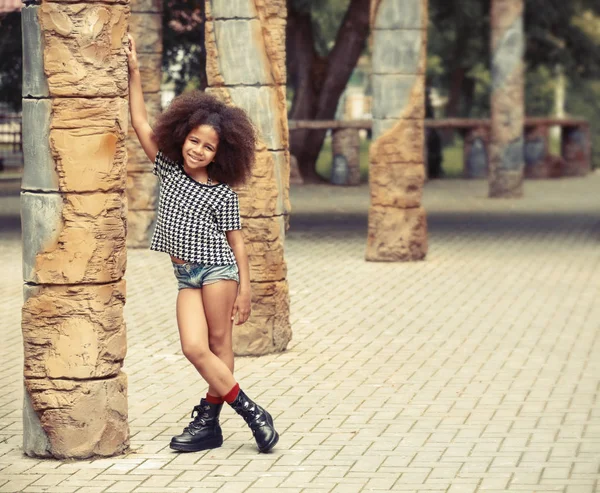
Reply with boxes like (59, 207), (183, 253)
(172, 261), (239, 290)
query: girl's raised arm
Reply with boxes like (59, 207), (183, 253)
(125, 35), (158, 162)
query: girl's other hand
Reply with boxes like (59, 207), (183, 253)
(124, 34), (139, 72)
(232, 291), (251, 325)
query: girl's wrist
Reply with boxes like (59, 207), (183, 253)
(238, 284), (251, 295)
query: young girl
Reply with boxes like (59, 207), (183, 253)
(125, 35), (278, 453)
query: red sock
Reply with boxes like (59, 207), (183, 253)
(223, 383), (240, 404)
(205, 393), (224, 405)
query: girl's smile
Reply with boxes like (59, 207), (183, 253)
(182, 124), (220, 181)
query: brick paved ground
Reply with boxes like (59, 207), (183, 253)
(0, 175), (599, 492)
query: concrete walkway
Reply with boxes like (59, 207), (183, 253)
(1, 175), (599, 492)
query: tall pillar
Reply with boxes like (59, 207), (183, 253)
(204, 0), (291, 355)
(126, 0), (162, 247)
(366, 0), (428, 261)
(21, 1), (129, 458)
(489, 0), (525, 197)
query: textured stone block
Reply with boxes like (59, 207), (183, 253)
(226, 85), (288, 151)
(130, 0), (162, 12)
(372, 74), (424, 120)
(489, 138), (524, 172)
(138, 91), (162, 124)
(21, 192), (63, 281)
(372, 0), (426, 30)
(491, 0), (524, 29)
(272, 150), (291, 216)
(371, 119), (424, 164)
(22, 192), (127, 285)
(524, 125), (548, 178)
(206, 15), (286, 87)
(24, 372), (129, 459)
(561, 126), (591, 177)
(242, 216), (287, 283)
(206, 0), (258, 19)
(137, 53), (162, 93)
(372, 118), (397, 139)
(127, 209), (157, 248)
(23, 390), (51, 458)
(491, 20), (524, 91)
(22, 281), (126, 379)
(52, 97), (129, 131)
(464, 127), (490, 178)
(488, 169), (523, 198)
(211, 19), (274, 85)
(128, 13), (162, 54)
(22, 99), (56, 191)
(366, 206), (427, 261)
(126, 133), (155, 172)
(331, 128), (360, 186)
(372, 29), (426, 75)
(49, 127), (126, 192)
(126, 171), (158, 210)
(22, 98), (128, 193)
(233, 280), (290, 355)
(236, 148), (286, 217)
(39, 3), (129, 97)
(370, 163), (425, 208)
(22, 5), (49, 98)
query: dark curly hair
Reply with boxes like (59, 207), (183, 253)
(153, 90), (256, 187)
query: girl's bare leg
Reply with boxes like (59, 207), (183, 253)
(202, 280), (238, 397)
(176, 288), (236, 396)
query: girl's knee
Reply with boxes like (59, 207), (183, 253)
(181, 342), (210, 363)
(209, 332), (232, 357)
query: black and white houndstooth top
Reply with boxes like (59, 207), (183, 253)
(150, 151), (241, 265)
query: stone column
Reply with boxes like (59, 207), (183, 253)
(524, 124), (549, 178)
(21, 1), (129, 458)
(205, 0), (291, 355)
(331, 128), (360, 186)
(366, 0), (428, 261)
(126, 0), (162, 247)
(489, 0), (525, 197)
(464, 126), (489, 178)
(561, 124), (591, 177)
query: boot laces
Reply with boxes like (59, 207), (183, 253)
(187, 404), (210, 431)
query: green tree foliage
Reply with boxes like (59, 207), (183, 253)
(162, 0), (206, 94)
(0, 12), (22, 112)
(428, 0), (600, 118)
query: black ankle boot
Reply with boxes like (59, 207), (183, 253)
(170, 399), (223, 452)
(229, 388), (279, 453)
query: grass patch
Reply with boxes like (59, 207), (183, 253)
(441, 138), (464, 178)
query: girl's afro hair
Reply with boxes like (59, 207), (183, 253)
(153, 90), (257, 187)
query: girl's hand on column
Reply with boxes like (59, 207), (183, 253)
(232, 291), (251, 325)
(124, 34), (140, 72)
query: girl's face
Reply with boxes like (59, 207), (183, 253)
(182, 124), (219, 174)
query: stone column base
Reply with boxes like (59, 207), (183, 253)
(366, 206), (427, 262)
(489, 171), (523, 198)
